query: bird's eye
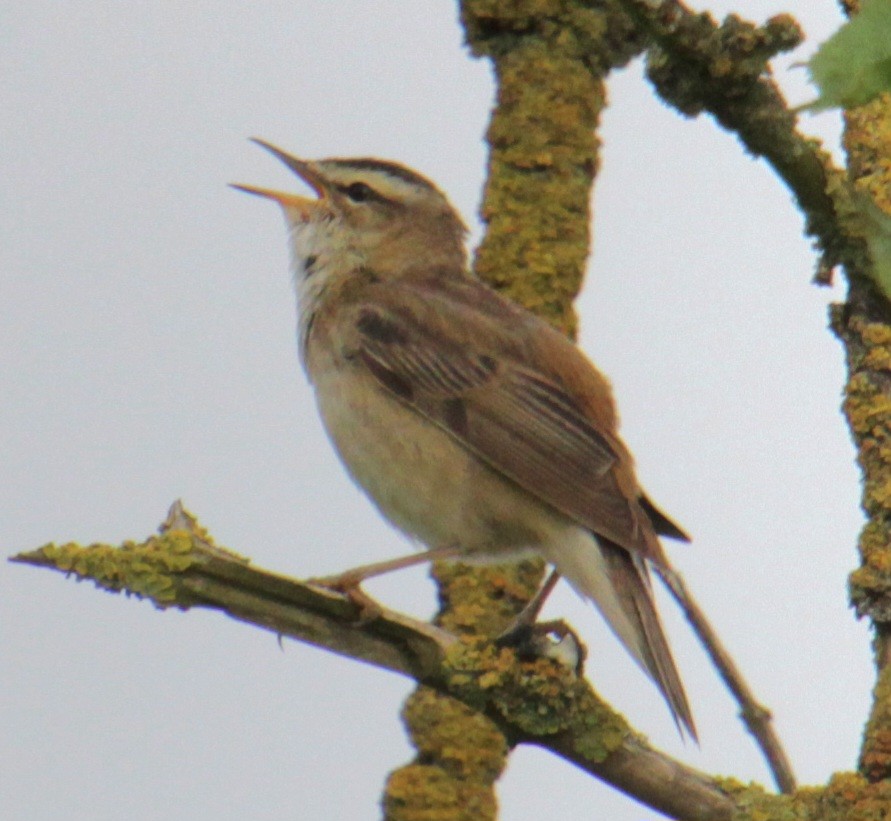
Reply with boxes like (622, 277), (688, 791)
(344, 182), (375, 203)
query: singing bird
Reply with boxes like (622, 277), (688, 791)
(233, 141), (696, 738)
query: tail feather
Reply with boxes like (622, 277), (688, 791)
(546, 532), (697, 740)
(606, 545), (697, 740)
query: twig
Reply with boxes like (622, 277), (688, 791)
(655, 563), (797, 793)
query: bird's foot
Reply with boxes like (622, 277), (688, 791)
(307, 572), (383, 625)
(496, 618), (586, 674)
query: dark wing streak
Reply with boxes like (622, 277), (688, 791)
(367, 340), (484, 393)
(481, 390), (594, 477)
(501, 370), (617, 473)
(376, 353), (617, 475)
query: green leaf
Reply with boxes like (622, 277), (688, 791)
(852, 190), (891, 299)
(805, 0), (891, 111)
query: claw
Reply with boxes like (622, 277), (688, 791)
(307, 574), (383, 624)
(496, 619), (586, 674)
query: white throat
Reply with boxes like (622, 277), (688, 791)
(287, 216), (361, 371)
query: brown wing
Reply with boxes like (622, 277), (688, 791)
(343, 278), (655, 555)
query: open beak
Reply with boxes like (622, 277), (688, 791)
(230, 139), (327, 218)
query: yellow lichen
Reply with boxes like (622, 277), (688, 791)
(722, 771), (891, 820)
(474, 39), (600, 337)
(23, 531), (199, 605)
(441, 636), (626, 762)
(402, 687), (507, 785)
(432, 560), (542, 637)
(861, 323), (891, 347)
(860, 665), (891, 781)
(846, 97), (891, 215)
(383, 764), (497, 821)
(386, 684), (505, 820)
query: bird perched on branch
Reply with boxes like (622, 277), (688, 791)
(233, 140), (696, 739)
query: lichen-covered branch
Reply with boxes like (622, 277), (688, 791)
(10, 502), (455, 680)
(833, 88), (891, 781)
(16, 494), (891, 819)
(14, 1), (889, 817)
(12, 502), (739, 821)
(461, 0), (645, 337)
(602, 0), (891, 807)
(456, 1), (804, 807)
(617, 0), (865, 285)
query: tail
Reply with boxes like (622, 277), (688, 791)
(545, 531), (697, 741)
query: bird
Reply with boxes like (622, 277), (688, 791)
(232, 140), (696, 739)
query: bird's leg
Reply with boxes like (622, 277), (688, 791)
(308, 544), (464, 591)
(496, 568), (562, 645)
(495, 570), (586, 671)
(308, 545), (464, 624)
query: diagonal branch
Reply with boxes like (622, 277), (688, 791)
(10, 501), (737, 821)
(655, 564), (796, 794)
(616, 0), (861, 283)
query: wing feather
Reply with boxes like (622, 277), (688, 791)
(347, 282), (650, 552)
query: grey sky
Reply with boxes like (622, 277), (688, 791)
(2, 3), (866, 819)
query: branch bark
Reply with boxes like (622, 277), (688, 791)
(833, 67), (891, 786)
(381, 4), (650, 816)
(616, 0), (891, 811)
(11, 502), (737, 821)
(459, 0), (800, 801)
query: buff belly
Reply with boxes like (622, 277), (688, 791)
(311, 362), (559, 561)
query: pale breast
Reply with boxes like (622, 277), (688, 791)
(308, 353), (560, 559)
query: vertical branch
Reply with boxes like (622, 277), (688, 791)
(470, 37), (601, 338)
(464, 0), (644, 337)
(383, 687), (509, 821)
(381, 2), (645, 816)
(834, 85), (891, 780)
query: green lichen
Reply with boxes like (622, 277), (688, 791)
(728, 783), (803, 821)
(18, 530), (199, 606)
(402, 687), (507, 785)
(442, 637), (626, 762)
(383, 763), (497, 821)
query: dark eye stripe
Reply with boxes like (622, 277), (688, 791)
(338, 181), (377, 203)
